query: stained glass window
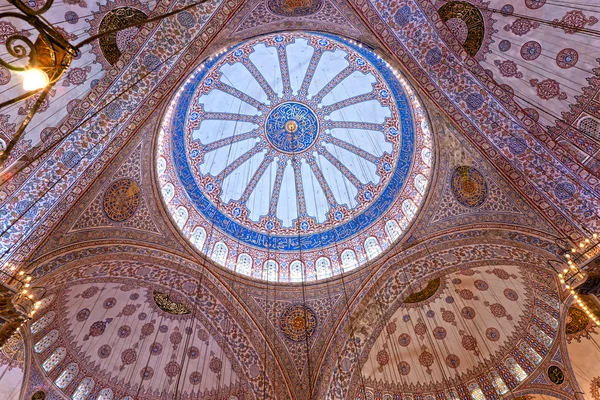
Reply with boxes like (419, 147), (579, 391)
(468, 383), (485, 400)
(34, 330), (58, 353)
(488, 371), (508, 395)
(96, 388), (113, 400)
(415, 174), (428, 195)
(190, 227), (207, 250)
(36, 294), (56, 310)
(402, 199), (418, 220)
(530, 325), (552, 347)
(157, 156), (166, 175)
(519, 342), (542, 365)
(174, 206), (188, 228)
(42, 347), (66, 372)
(263, 260), (278, 281)
(505, 358), (527, 382)
(236, 254), (252, 276)
(385, 220), (402, 242)
(537, 291), (559, 310)
(365, 237), (382, 260)
(290, 261), (304, 282)
(316, 257), (332, 279)
(55, 363), (79, 389)
(161, 183), (175, 203)
(341, 249), (358, 271)
(421, 148), (432, 167)
(446, 391), (459, 400)
(72, 377), (95, 400)
(31, 311), (56, 334)
(579, 116), (600, 140)
(211, 242), (228, 265)
(535, 308), (558, 329)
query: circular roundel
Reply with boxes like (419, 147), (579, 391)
(556, 48), (578, 69)
(438, 1), (486, 57)
(450, 166), (488, 208)
(103, 179), (141, 222)
(520, 41), (541, 61)
(99, 7), (148, 65)
(267, 0), (322, 17)
(157, 32), (433, 282)
(548, 365), (565, 385)
(279, 304), (317, 341)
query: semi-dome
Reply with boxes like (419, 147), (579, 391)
(156, 31), (433, 282)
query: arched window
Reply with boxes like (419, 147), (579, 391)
(211, 242), (228, 265)
(42, 347), (66, 372)
(421, 148), (432, 167)
(36, 294), (56, 310)
(263, 260), (278, 281)
(161, 183), (175, 203)
(414, 174), (428, 195)
(506, 357), (527, 382)
(530, 325), (552, 347)
(535, 308), (558, 329)
(341, 249), (358, 271)
(468, 383), (485, 400)
(34, 330), (58, 353)
(289, 261), (304, 282)
(520, 342), (542, 365)
(31, 311), (56, 334)
(538, 291), (559, 310)
(157, 157), (167, 175)
(72, 377), (95, 400)
(190, 227), (207, 250)
(96, 388), (114, 400)
(174, 206), (188, 228)
(488, 371), (509, 395)
(364, 237), (382, 260)
(385, 220), (402, 242)
(402, 199), (417, 220)
(236, 254), (252, 276)
(578, 116), (600, 140)
(445, 391), (459, 400)
(315, 257), (332, 279)
(55, 363), (79, 389)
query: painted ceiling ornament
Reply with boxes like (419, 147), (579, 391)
(86, 0), (151, 70)
(403, 278), (441, 303)
(450, 166), (488, 207)
(279, 304), (317, 341)
(157, 32), (433, 281)
(31, 391), (46, 400)
(565, 306), (594, 343)
(547, 365), (565, 385)
(267, 0), (323, 17)
(436, 0), (495, 61)
(152, 291), (192, 315)
(102, 179), (141, 222)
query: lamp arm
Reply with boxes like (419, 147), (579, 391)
(74, 0), (210, 50)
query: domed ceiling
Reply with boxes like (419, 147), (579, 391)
(157, 31), (433, 282)
(358, 265), (560, 399)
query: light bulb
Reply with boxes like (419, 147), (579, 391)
(566, 254), (571, 258)
(18, 271), (24, 276)
(21, 68), (50, 91)
(563, 268), (568, 273)
(25, 276), (32, 282)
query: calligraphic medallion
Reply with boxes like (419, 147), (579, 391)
(548, 365), (565, 385)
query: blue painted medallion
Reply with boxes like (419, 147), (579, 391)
(265, 102), (319, 153)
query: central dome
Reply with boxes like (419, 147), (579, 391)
(157, 32), (432, 282)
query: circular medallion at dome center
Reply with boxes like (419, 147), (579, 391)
(265, 102), (319, 153)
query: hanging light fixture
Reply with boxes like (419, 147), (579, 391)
(0, 0), (209, 165)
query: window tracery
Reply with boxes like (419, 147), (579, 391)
(42, 347), (66, 372)
(316, 257), (332, 279)
(72, 377), (95, 400)
(415, 174), (428, 195)
(236, 254), (252, 276)
(506, 358), (527, 382)
(96, 388), (113, 400)
(55, 363), (79, 389)
(365, 237), (382, 260)
(385, 220), (402, 242)
(530, 324), (552, 347)
(402, 199), (417, 220)
(341, 249), (358, 271)
(578, 116), (600, 140)
(488, 371), (509, 395)
(161, 183), (175, 204)
(535, 308), (558, 329)
(520, 342), (542, 365)
(34, 330), (58, 353)
(174, 206), (188, 229)
(211, 242), (228, 265)
(31, 311), (56, 334)
(290, 261), (304, 282)
(263, 260), (278, 281)
(190, 227), (207, 250)
(468, 382), (485, 400)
